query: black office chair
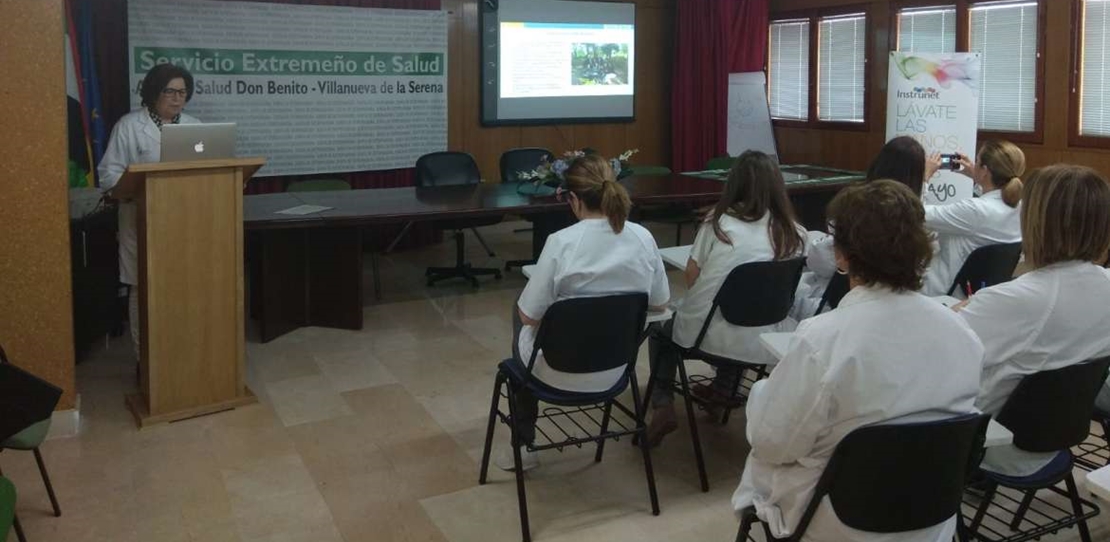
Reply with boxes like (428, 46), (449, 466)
(643, 257), (805, 491)
(814, 272), (850, 315)
(964, 357), (1110, 542)
(500, 148), (553, 272)
(415, 152), (503, 287)
(946, 242), (1023, 296)
(478, 294), (658, 542)
(737, 413), (991, 542)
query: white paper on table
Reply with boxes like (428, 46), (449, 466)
(275, 204), (333, 216)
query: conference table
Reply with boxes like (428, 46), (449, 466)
(244, 167), (861, 342)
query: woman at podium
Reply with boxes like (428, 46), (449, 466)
(98, 63), (200, 360)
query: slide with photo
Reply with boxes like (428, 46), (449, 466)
(500, 22), (634, 99)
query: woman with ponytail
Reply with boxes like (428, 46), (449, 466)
(498, 154), (670, 471)
(921, 140), (1025, 295)
(644, 151), (806, 447)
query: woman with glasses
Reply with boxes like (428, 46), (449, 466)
(99, 63), (200, 362)
(793, 136), (940, 319)
(497, 154), (670, 471)
(734, 180), (983, 542)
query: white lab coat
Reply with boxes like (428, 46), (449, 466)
(791, 232), (837, 320)
(671, 214), (805, 363)
(98, 109), (200, 284)
(922, 191), (1021, 296)
(960, 261), (1110, 476)
(517, 218), (670, 392)
(733, 285), (983, 542)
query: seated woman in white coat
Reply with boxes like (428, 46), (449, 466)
(733, 180), (984, 542)
(792, 136), (939, 319)
(98, 63), (201, 360)
(645, 151), (806, 446)
(921, 140), (1025, 296)
(957, 164), (1110, 477)
(499, 154), (670, 470)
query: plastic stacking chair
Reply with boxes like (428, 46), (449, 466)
(946, 242), (1022, 296)
(964, 357), (1110, 542)
(416, 152), (503, 287)
(627, 165), (672, 176)
(478, 294), (658, 542)
(814, 272), (850, 315)
(631, 165), (696, 245)
(706, 155), (736, 171)
(643, 258), (805, 491)
(737, 413), (991, 542)
(500, 148), (553, 271)
(285, 178), (351, 192)
(0, 347), (60, 542)
(0, 476), (19, 542)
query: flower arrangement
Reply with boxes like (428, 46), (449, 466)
(517, 148), (639, 187)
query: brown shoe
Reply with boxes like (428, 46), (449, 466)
(644, 404), (678, 448)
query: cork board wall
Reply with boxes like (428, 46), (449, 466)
(0, 0), (78, 409)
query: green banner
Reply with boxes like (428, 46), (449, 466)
(134, 47), (444, 76)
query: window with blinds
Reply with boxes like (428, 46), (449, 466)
(1081, 0), (1110, 137)
(897, 6), (957, 53)
(769, 19), (810, 121)
(970, 1), (1039, 132)
(818, 13), (866, 122)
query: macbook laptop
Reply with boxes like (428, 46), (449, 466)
(161, 123), (237, 162)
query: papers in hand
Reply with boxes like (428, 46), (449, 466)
(275, 204), (332, 216)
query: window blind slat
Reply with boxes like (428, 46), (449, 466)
(970, 2), (1038, 132)
(818, 15), (866, 122)
(1081, 0), (1110, 137)
(897, 7), (957, 53)
(769, 20), (810, 121)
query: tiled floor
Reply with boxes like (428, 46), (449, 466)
(3, 219), (1108, 541)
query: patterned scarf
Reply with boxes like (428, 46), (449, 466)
(148, 108), (181, 130)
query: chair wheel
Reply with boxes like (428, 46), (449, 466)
(495, 271), (503, 280)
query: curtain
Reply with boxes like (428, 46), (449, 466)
(671, 0), (769, 173)
(85, 0), (442, 248)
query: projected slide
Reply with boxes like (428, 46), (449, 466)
(500, 22), (634, 99)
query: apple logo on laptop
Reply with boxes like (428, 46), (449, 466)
(194, 141), (205, 154)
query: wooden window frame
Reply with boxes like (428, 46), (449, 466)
(887, 0), (1046, 144)
(768, 5), (872, 132)
(1069, 0), (1110, 149)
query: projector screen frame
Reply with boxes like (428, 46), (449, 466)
(479, 0), (637, 127)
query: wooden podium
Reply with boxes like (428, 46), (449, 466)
(112, 158), (265, 427)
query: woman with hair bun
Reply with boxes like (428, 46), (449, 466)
(497, 154), (670, 471)
(922, 140), (1025, 295)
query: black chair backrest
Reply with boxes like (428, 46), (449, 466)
(996, 356), (1110, 453)
(815, 272), (850, 315)
(529, 293), (648, 375)
(794, 413), (991, 535)
(693, 258), (805, 349)
(947, 242), (1022, 295)
(415, 152), (481, 188)
(500, 148), (552, 184)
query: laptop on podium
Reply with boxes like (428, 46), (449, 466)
(160, 123), (237, 162)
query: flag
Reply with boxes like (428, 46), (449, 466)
(76, 0), (106, 171)
(64, 0), (94, 188)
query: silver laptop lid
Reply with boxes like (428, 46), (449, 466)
(160, 123), (237, 162)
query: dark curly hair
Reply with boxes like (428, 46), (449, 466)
(139, 63), (194, 108)
(828, 179), (933, 292)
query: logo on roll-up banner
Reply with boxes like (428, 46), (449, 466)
(887, 52), (980, 205)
